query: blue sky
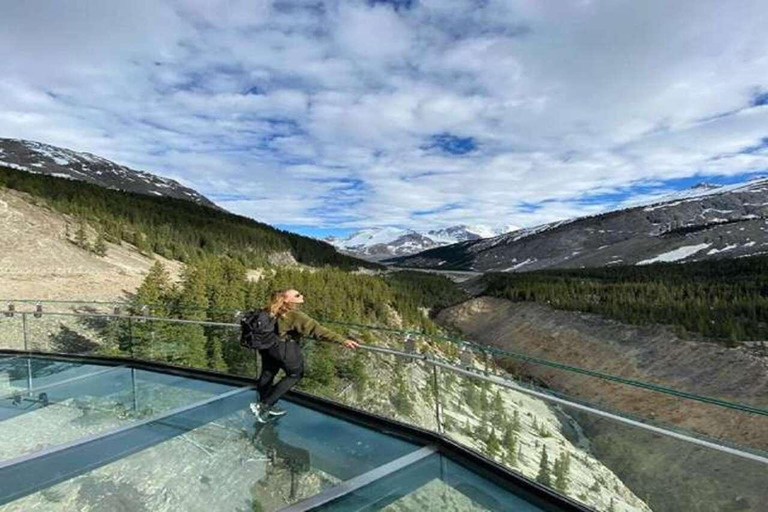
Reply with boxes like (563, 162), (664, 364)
(2, 0), (768, 239)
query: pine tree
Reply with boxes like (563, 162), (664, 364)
(389, 362), (414, 417)
(206, 257), (248, 373)
(512, 409), (521, 432)
(170, 263), (210, 368)
(491, 389), (506, 423)
(94, 231), (107, 256)
(131, 261), (171, 359)
(553, 451), (571, 492)
(503, 424), (518, 465)
(463, 379), (482, 415)
(75, 222), (89, 250)
(480, 381), (490, 410)
(486, 429), (501, 458)
(536, 446), (551, 487)
(135, 262), (171, 307)
(134, 232), (151, 255)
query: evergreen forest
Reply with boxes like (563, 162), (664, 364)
(482, 256), (768, 344)
(0, 165), (375, 270)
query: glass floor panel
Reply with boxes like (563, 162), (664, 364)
(0, 359), (237, 462)
(317, 454), (547, 512)
(0, 389), (420, 511)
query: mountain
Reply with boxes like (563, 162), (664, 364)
(326, 224), (518, 261)
(0, 138), (218, 208)
(0, 162), (376, 271)
(390, 178), (768, 271)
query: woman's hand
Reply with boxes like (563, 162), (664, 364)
(343, 338), (360, 349)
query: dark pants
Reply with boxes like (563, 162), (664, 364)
(257, 340), (304, 408)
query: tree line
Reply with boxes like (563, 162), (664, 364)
(0, 165), (375, 270)
(482, 256), (768, 344)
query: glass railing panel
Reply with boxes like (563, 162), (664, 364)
(0, 360), (238, 462)
(297, 343), (440, 432)
(0, 391), (422, 511)
(471, 351), (768, 454)
(0, 357), (107, 396)
(24, 312), (126, 355)
(556, 400), (768, 512)
(437, 363), (767, 512)
(437, 366), (546, 484)
(0, 314), (24, 352)
(108, 317), (259, 379)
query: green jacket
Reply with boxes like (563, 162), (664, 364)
(276, 310), (346, 344)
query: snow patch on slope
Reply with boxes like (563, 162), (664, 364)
(636, 244), (711, 265)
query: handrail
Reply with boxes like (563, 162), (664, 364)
(11, 307), (768, 418)
(3, 312), (767, 466)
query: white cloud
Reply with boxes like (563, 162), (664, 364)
(2, 0), (768, 234)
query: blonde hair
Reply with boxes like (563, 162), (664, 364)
(266, 289), (295, 318)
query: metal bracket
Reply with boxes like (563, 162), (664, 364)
(404, 334), (416, 354)
(4, 304), (14, 318)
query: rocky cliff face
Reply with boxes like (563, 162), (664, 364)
(393, 179), (768, 271)
(436, 297), (768, 512)
(0, 138), (217, 209)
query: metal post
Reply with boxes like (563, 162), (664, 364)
(404, 334), (416, 355)
(432, 363), (443, 434)
(128, 318), (135, 359)
(22, 312), (29, 352)
(131, 368), (138, 413)
(26, 355), (33, 394)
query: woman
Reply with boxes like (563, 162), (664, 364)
(250, 288), (359, 423)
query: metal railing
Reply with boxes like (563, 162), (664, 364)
(1, 305), (767, 512)
(5, 300), (766, 417)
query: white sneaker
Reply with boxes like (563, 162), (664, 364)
(249, 402), (271, 423)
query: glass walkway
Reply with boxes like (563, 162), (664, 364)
(0, 355), (582, 511)
(1, 302), (766, 512)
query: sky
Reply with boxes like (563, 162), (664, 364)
(2, 0), (768, 239)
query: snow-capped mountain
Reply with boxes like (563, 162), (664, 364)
(326, 225), (518, 261)
(392, 177), (768, 271)
(0, 139), (217, 208)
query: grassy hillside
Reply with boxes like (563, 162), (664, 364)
(0, 165), (376, 270)
(482, 256), (768, 344)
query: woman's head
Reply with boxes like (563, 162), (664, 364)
(267, 289), (305, 317)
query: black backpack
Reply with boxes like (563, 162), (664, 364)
(240, 309), (281, 350)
